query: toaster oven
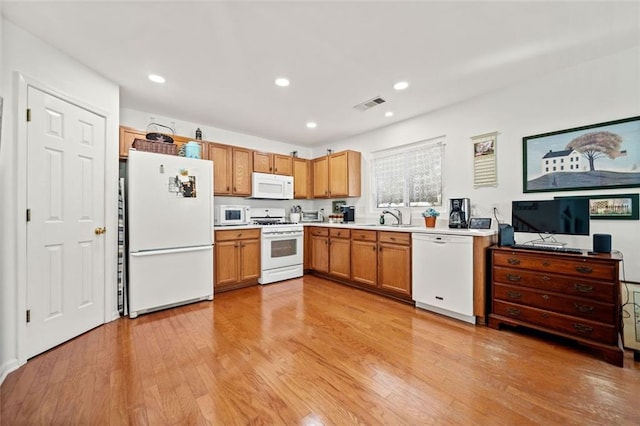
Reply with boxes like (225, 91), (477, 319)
(300, 210), (323, 222)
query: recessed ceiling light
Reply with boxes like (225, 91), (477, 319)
(275, 78), (290, 87)
(393, 81), (409, 90)
(385, 111), (394, 117)
(306, 122), (317, 129)
(148, 74), (166, 84)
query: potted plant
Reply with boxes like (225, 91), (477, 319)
(421, 208), (440, 228)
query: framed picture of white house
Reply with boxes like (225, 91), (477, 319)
(522, 116), (640, 193)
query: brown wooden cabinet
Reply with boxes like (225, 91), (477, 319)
(377, 232), (412, 297)
(253, 152), (292, 176)
(312, 150), (361, 198)
(488, 247), (623, 366)
(119, 126), (146, 158)
(350, 230), (378, 288)
(292, 157), (311, 199)
(329, 229), (351, 280)
(231, 147), (253, 196)
(214, 228), (261, 292)
(309, 227), (412, 302)
(208, 144), (232, 194)
(309, 227), (329, 273)
(207, 144), (252, 196)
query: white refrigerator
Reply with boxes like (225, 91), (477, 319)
(127, 150), (214, 318)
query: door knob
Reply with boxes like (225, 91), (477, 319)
(94, 227), (106, 235)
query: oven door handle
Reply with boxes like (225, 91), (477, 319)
(262, 232), (303, 239)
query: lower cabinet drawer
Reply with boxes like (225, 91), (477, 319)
(493, 300), (618, 345)
(493, 284), (615, 323)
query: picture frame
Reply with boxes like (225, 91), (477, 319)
(523, 116), (640, 193)
(555, 193), (639, 220)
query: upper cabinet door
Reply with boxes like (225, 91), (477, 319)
(293, 157), (310, 199)
(232, 147), (253, 196)
(313, 156), (329, 198)
(253, 151), (272, 173)
(209, 143), (232, 195)
(273, 154), (292, 176)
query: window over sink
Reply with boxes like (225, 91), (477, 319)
(372, 136), (444, 208)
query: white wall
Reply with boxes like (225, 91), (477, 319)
(312, 46), (640, 281)
(0, 19), (120, 383)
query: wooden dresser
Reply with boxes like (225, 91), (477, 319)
(488, 246), (624, 366)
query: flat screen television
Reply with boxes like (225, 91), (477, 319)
(511, 199), (590, 236)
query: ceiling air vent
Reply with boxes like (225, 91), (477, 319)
(353, 96), (386, 111)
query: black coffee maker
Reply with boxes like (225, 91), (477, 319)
(342, 205), (355, 222)
(449, 198), (471, 228)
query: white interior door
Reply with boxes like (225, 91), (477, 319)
(26, 86), (106, 358)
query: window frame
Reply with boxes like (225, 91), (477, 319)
(369, 136), (445, 212)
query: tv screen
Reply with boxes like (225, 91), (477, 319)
(511, 199), (590, 236)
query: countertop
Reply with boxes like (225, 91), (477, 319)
(214, 222), (497, 237)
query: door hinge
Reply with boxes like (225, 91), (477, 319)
(26, 108), (31, 122)
(26, 209), (31, 222)
(26, 309), (31, 323)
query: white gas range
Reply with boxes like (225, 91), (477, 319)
(251, 208), (304, 285)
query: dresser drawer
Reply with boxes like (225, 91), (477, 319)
(493, 266), (616, 303)
(493, 283), (615, 323)
(493, 251), (616, 281)
(493, 300), (618, 345)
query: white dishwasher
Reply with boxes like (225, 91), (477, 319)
(412, 233), (475, 324)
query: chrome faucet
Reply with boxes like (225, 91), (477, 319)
(382, 209), (402, 225)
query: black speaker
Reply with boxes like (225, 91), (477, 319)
(593, 234), (612, 253)
(498, 224), (515, 247)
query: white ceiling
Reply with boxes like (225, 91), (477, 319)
(3, 1), (639, 146)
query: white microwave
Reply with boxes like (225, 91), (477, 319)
(251, 172), (294, 200)
(215, 205), (251, 226)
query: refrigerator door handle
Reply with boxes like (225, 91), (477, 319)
(131, 245), (213, 257)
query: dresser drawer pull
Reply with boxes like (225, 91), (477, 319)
(573, 323), (594, 334)
(506, 291), (522, 299)
(541, 275), (550, 281)
(507, 274), (521, 282)
(541, 312), (550, 319)
(541, 294), (550, 300)
(542, 261), (551, 267)
(575, 266), (593, 274)
(572, 283), (594, 293)
(574, 303), (594, 313)
(507, 258), (520, 265)
(506, 307), (521, 317)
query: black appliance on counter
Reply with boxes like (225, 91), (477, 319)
(342, 205), (355, 222)
(449, 198), (471, 228)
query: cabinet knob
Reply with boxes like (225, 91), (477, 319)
(507, 274), (521, 282)
(506, 291), (522, 299)
(575, 266), (593, 274)
(541, 294), (550, 300)
(227, 186), (230, 191)
(507, 258), (520, 265)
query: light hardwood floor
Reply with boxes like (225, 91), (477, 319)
(2, 275), (639, 425)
